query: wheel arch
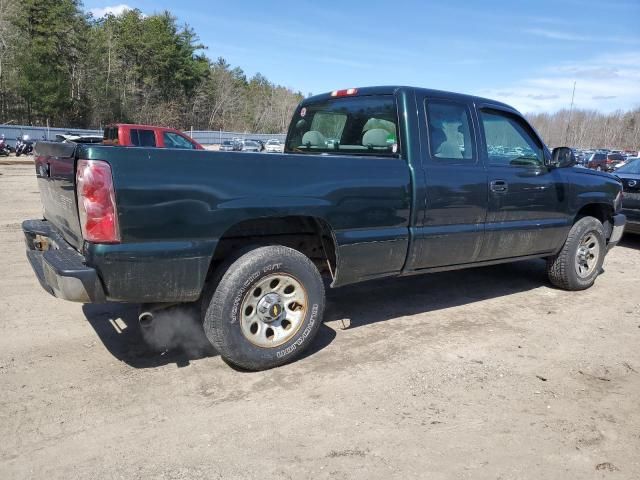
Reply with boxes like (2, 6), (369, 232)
(207, 215), (338, 285)
(574, 202), (614, 239)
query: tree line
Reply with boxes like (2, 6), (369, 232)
(0, 0), (303, 133)
(527, 108), (640, 150)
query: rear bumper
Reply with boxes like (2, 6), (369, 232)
(607, 213), (626, 250)
(22, 219), (106, 303)
(23, 219), (215, 303)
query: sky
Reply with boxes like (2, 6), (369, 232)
(83, 0), (640, 113)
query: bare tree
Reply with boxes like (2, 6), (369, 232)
(527, 108), (640, 151)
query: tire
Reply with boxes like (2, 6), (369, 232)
(547, 216), (606, 291)
(203, 245), (325, 370)
(15, 150), (21, 157)
(596, 165), (602, 171)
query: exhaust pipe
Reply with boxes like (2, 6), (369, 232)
(138, 310), (154, 328)
(138, 302), (180, 329)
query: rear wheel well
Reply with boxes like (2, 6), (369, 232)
(575, 203), (614, 238)
(208, 216), (337, 283)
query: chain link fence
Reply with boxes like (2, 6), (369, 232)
(0, 124), (286, 148)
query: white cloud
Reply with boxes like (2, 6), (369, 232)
(478, 52), (640, 113)
(90, 4), (133, 18)
(524, 28), (639, 45)
(524, 28), (587, 42)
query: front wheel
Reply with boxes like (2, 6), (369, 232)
(547, 216), (606, 290)
(203, 245), (325, 370)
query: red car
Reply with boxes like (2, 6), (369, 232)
(586, 152), (625, 172)
(103, 123), (203, 150)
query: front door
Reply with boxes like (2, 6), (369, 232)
(407, 96), (488, 270)
(477, 107), (569, 260)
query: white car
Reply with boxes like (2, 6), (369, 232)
(265, 139), (283, 153)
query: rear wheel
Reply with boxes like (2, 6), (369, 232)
(547, 216), (606, 290)
(596, 165), (602, 171)
(203, 245), (325, 370)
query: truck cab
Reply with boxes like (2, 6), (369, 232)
(285, 86), (624, 282)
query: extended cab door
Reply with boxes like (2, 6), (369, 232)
(477, 106), (569, 260)
(406, 94), (488, 269)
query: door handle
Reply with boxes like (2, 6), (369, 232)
(490, 180), (508, 193)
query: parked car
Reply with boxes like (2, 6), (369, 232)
(265, 138), (282, 153)
(55, 134), (104, 144)
(102, 123), (203, 149)
(249, 139), (266, 151)
(615, 158), (640, 234)
(231, 137), (244, 151)
(219, 140), (235, 152)
(24, 85), (625, 371)
(587, 152), (625, 172)
(241, 140), (261, 152)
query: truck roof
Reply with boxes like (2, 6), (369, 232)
(105, 123), (182, 131)
(301, 86), (516, 113)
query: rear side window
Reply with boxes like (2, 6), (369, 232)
(163, 132), (195, 149)
(425, 100), (474, 162)
(130, 129), (156, 147)
(103, 127), (118, 144)
(285, 95), (399, 156)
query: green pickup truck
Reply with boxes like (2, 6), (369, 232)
(23, 86), (625, 370)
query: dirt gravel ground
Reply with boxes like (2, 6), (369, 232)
(1, 161), (639, 479)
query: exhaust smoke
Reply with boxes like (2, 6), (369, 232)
(138, 303), (213, 358)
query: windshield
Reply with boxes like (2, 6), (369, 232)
(285, 94), (399, 156)
(617, 159), (640, 174)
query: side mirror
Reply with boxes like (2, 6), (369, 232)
(550, 147), (575, 168)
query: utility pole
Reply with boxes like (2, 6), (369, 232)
(564, 81), (576, 146)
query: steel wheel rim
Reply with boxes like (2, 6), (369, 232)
(240, 273), (307, 348)
(575, 232), (600, 278)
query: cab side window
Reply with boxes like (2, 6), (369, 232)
(480, 110), (543, 167)
(425, 100), (475, 162)
(163, 132), (195, 149)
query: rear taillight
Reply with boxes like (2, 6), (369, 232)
(76, 159), (120, 243)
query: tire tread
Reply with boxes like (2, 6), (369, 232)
(204, 245), (324, 370)
(547, 216), (605, 291)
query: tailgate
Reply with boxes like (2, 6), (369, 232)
(34, 142), (83, 249)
